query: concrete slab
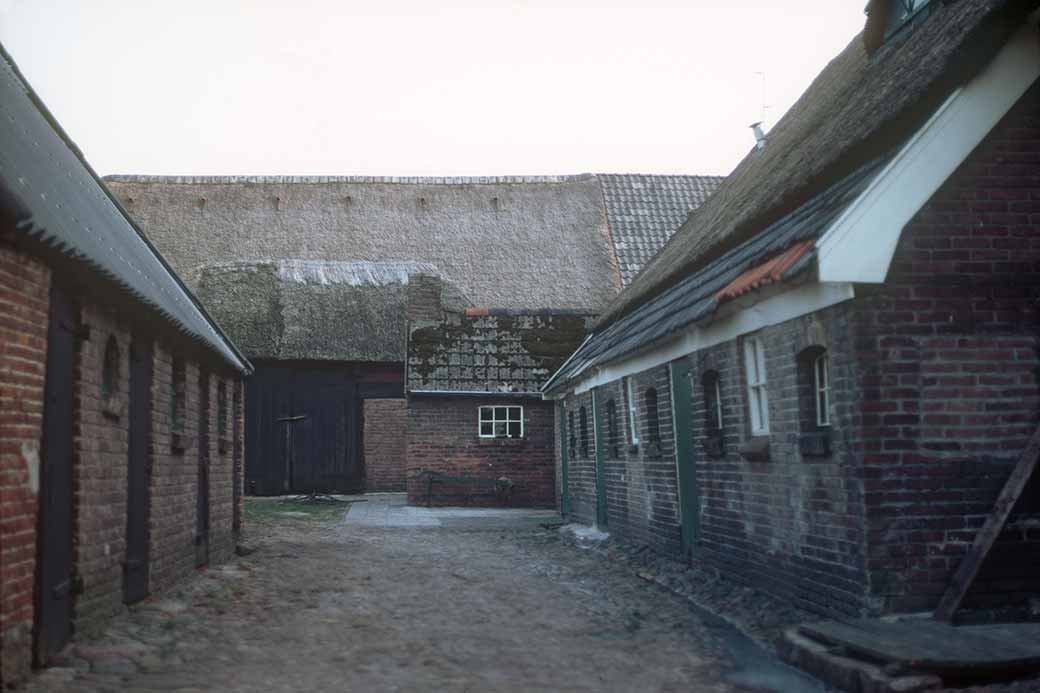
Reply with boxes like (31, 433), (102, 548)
(340, 493), (561, 530)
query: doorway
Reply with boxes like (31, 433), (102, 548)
(670, 359), (700, 561)
(123, 339), (153, 604)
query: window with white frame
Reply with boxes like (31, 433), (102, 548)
(479, 406), (523, 439)
(744, 337), (769, 435)
(624, 377), (639, 445)
(814, 352), (831, 427)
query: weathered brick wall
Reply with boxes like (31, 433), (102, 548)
(406, 396), (555, 507)
(207, 373), (236, 565)
(559, 365), (679, 554)
(363, 399), (407, 491)
(0, 238), (50, 685)
(686, 305), (868, 617)
(853, 80), (1040, 615)
(72, 305), (133, 635)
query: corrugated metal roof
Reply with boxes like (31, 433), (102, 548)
(715, 240), (814, 303)
(542, 156), (890, 394)
(0, 46), (250, 373)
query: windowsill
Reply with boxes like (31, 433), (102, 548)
(738, 436), (770, 462)
(478, 437), (525, 447)
(101, 395), (126, 421)
(702, 433), (725, 459)
(799, 430), (832, 458)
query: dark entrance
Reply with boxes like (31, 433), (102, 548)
(35, 282), (76, 663)
(196, 371), (210, 567)
(245, 362), (403, 495)
(123, 339), (153, 603)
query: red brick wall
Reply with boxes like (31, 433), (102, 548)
(363, 399), (406, 491)
(0, 239), (50, 685)
(854, 79), (1040, 615)
(72, 305), (133, 635)
(406, 396), (555, 507)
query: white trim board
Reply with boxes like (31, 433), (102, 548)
(817, 16), (1040, 283)
(564, 282), (855, 396)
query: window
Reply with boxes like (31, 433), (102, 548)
(814, 352), (831, 428)
(624, 377), (639, 444)
(479, 406), (523, 439)
(744, 337), (769, 435)
(568, 410), (576, 458)
(644, 388), (660, 444)
(171, 358), (186, 434)
(579, 406), (589, 457)
(885, 0), (931, 36)
(703, 370), (723, 432)
(101, 336), (120, 401)
(605, 399), (619, 458)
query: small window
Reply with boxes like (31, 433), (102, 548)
(217, 379), (228, 439)
(568, 410), (576, 458)
(885, 0), (931, 36)
(814, 352), (831, 428)
(478, 406), (523, 439)
(703, 370), (723, 432)
(624, 377), (639, 445)
(171, 358), (186, 434)
(744, 337), (769, 435)
(101, 336), (120, 400)
(579, 406), (589, 457)
(644, 388), (660, 444)
(605, 399), (619, 458)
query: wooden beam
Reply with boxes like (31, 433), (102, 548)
(934, 423), (1040, 622)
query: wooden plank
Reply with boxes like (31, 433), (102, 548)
(799, 620), (1040, 673)
(934, 423), (1040, 622)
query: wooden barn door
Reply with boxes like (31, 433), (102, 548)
(123, 339), (152, 604)
(195, 371), (210, 567)
(291, 371), (361, 494)
(670, 359), (700, 561)
(35, 283), (76, 663)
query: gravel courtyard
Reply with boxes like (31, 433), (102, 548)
(26, 495), (819, 693)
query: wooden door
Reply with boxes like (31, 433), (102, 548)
(670, 359), (700, 561)
(36, 283), (76, 662)
(195, 371), (210, 567)
(592, 389), (608, 528)
(291, 372), (361, 493)
(123, 339), (152, 603)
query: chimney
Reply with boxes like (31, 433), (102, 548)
(750, 122), (767, 150)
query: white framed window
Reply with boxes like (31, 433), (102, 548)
(814, 352), (831, 427)
(744, 337), (769, 435)
(479, 406), (523, 439)
(624, 377), (639, 444)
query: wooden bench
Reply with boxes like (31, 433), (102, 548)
(415, 470), (514, 507)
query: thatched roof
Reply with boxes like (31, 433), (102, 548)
(599, 0), (1035, 325)
(104, 173), (720, 315)
(197, 260), (462, 362)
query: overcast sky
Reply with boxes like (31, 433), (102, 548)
(0, 1), (866, 177)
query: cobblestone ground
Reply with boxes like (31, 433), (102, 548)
(23, 498), (766, 693)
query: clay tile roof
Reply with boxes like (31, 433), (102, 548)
(715, 240), (814, 303)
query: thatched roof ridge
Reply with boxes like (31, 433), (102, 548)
(599, 0), (1035, 324)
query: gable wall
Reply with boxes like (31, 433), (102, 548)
(853, 79), (1040, 615)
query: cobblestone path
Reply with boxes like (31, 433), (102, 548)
(25, 497), (760, 692)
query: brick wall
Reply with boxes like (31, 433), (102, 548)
(72, 305), (133, 635)
(363, 399), (407, 491)
(853, 79), (1040, 615)
(559, 365), (679, 554)
(0, 238), (50, 684)
(406, 396), (555, 507)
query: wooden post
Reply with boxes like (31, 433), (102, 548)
(933, 423), (1040, 622)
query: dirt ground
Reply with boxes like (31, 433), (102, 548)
(22, 497), (811, 693)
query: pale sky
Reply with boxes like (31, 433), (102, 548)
(0, 0), (866, 177)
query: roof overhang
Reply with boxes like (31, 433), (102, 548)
(817, 12), (1040, 284)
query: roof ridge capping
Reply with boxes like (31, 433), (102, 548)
(102, 173), (600, 185)
(595, 0), (1038, 328)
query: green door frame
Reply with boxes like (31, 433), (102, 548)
(592, 388), (608, 528)
(558, 401), (570, 515)
(670, 359), (699, 560)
